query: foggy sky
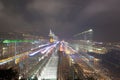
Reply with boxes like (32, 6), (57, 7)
(0, 0), (120, 42)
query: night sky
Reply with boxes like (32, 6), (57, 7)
(0, 0), (120, 42)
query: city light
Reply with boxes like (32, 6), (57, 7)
(88, 29), (93, 32)
(3, 39), (34, 43)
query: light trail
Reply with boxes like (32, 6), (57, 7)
(29, 41), (59, 56)
(31, 43), (50, 50)
(0, 52), (29, 65)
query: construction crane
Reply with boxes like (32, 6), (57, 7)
(73, 29), (93, 41)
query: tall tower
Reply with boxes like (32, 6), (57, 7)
(49, 29), (54, 43)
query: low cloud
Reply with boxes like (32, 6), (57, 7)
(80, 0), (120, 18)
(27, 0), (65, 15)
